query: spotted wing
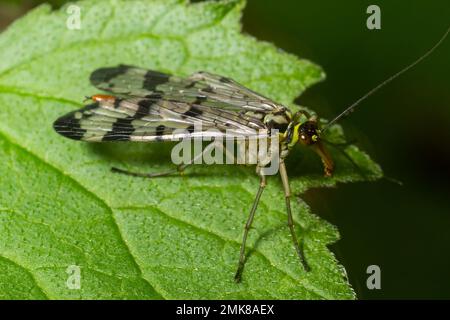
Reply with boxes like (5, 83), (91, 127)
(53, 96), (268, 142)
(89, 65), (286, 114)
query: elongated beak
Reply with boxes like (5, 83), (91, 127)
(312, 141), (334, 177)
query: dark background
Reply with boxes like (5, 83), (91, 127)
(1, 0), (449, 299)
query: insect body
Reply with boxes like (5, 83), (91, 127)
(54, 65), (333, 281)
(53, 26), (448, 282)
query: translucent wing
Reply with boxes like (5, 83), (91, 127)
(53, 97), (269, 142)
(89, 65), (286, 114)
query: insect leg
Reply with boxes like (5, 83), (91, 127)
(111, 166), (181, 178)
(279, 160), (310, 271)
(235, 170), (266, 283)
(110, 141), (221, 178)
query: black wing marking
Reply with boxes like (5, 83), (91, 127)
(53, 97), (268, 142)
(89, 65), (286, 114)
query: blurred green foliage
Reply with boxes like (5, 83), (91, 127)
(243, 0), (450, 299)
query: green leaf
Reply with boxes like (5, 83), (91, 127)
(0, 0), (381, 299)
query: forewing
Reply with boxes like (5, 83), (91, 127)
(53, 97), (267, 142)
(90, 65), (286, 114)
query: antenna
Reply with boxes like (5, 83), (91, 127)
(321, 25), (450, 132)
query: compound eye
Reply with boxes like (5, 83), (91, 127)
(297, 121), (320, 146)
